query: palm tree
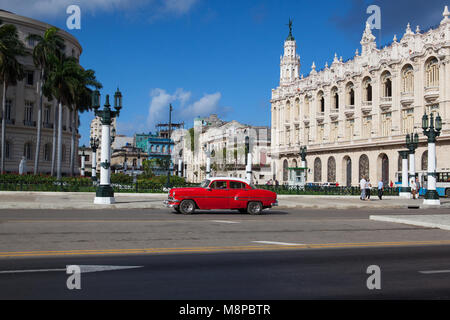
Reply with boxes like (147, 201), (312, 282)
(27, 27), (65, 174)
(69, 68), (102, 176)
(0, 21), (27, 174)
(46, 53), (79, 180)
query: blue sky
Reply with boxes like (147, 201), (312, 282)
(1, 0), (448, 146)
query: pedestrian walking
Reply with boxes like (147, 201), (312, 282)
(411, 180), (418, 200)
(378, 179), (384, 200)
(416, 178), (421, 197)
(365, 179), (372, 200)
(360, 177), (367, 200)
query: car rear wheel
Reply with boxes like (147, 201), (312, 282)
(247, 202), (263, 215)
(179, 200), (196, 215)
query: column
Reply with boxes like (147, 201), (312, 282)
(399, 150), (411, 198)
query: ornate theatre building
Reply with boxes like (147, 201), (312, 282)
(270, 7), (450, 187)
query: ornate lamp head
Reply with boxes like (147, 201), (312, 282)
(114, 88), (122, 114)
(406, 133), (411, 145)
(436, 113), (442, 132)
(422, 113), (429, 131)
(92, 90), (100, 111)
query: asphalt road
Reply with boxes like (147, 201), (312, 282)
(1, 207), (450, 300)
(1, 245), (450, 299)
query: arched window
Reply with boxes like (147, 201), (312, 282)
(363, 77), (372, 102)
(314, 158), (322, 182)
(381, 71), (392, 97)
(346, 82), (355, 106)
(286, 100), (291, 121)
(359, 154), (370, 181)
(421, 151), (428, 171)
(295, 98), (300, 119)
(425, 57), (439, 88)
(331, 87), (339, 110)
(283, 159), (289, 182)
(327, 157), (336, 182)
(317, 91), (325, 113)
(401, 65), (414, 94)
(304, 96), (310, 117)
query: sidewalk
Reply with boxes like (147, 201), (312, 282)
(1, 191), (449, 210)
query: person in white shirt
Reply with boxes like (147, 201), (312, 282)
(360, 177), (367, 200)
(378, 179), (384, 200)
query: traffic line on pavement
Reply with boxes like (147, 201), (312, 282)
(252, 241), (304, 246)
(419, 269), (450, 274)
(211, 220), (241, 224)
(1, 240), (450, 258)
(0, 265), (143, 275)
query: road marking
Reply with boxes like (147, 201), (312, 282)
(419, 270), (450, 274)
(211, 220), (240, 224)
(252, 241), (304, 246)
(0, 265), (143, 274)
(1, 240), (450, 258)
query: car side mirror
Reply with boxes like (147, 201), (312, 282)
(206, 187), (212, 191)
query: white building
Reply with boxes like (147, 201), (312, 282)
(174, 114), (272, 184)
(270, 7), (450, 188)
(0, 10), (82, 175)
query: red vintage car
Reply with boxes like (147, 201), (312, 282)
(163, 178), (278, 215)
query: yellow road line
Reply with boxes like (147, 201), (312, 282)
(1, 240), (450, 258)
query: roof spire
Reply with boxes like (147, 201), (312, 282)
(286, 18), (295, 41)
(441, 6), (450, 24)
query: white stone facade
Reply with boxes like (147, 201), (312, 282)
(270, 7), (450, 187)
(174, 115), (272, 184)
(0, 10), (82, 175)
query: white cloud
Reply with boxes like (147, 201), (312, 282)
(147, 88), (230, 131)
(0, 0), (198, 20)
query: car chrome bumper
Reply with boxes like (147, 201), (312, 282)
(163, 200), (179, 208)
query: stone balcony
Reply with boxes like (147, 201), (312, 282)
(344, 105), (355, 118)
(400, 92), (414, 106)
(361, 101), (372, 114)
(380, 96), (392, 111)
(424, 86), (439, 102)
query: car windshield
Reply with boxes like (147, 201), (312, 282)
(200, 179), (211, 188)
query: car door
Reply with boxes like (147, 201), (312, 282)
(206, 180), (231, 209)
(228, 181), (248, 209)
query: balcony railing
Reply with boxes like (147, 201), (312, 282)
(43, 122), (53, 129)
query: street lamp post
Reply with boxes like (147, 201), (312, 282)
(245, 136), (252, 184)
(300, 146), (307, 183)
(422, 112), (442, 206)
(204, 143), (211, 179)
(90, 137), (99, 182)
(398, 150), (411, 198)
(80, 145), (86, 177)
(166, 104), (173, 188)
(92, 88), (122, 205)
(178, 149), (183, 177)
(406, 133), (419, 186)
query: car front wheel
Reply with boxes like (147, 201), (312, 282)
(247, 202), (263, 215)
(179, 200), (196, 215)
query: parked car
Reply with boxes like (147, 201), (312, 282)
(163, 177), (278, 215)
(321, 182), (338, 187)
